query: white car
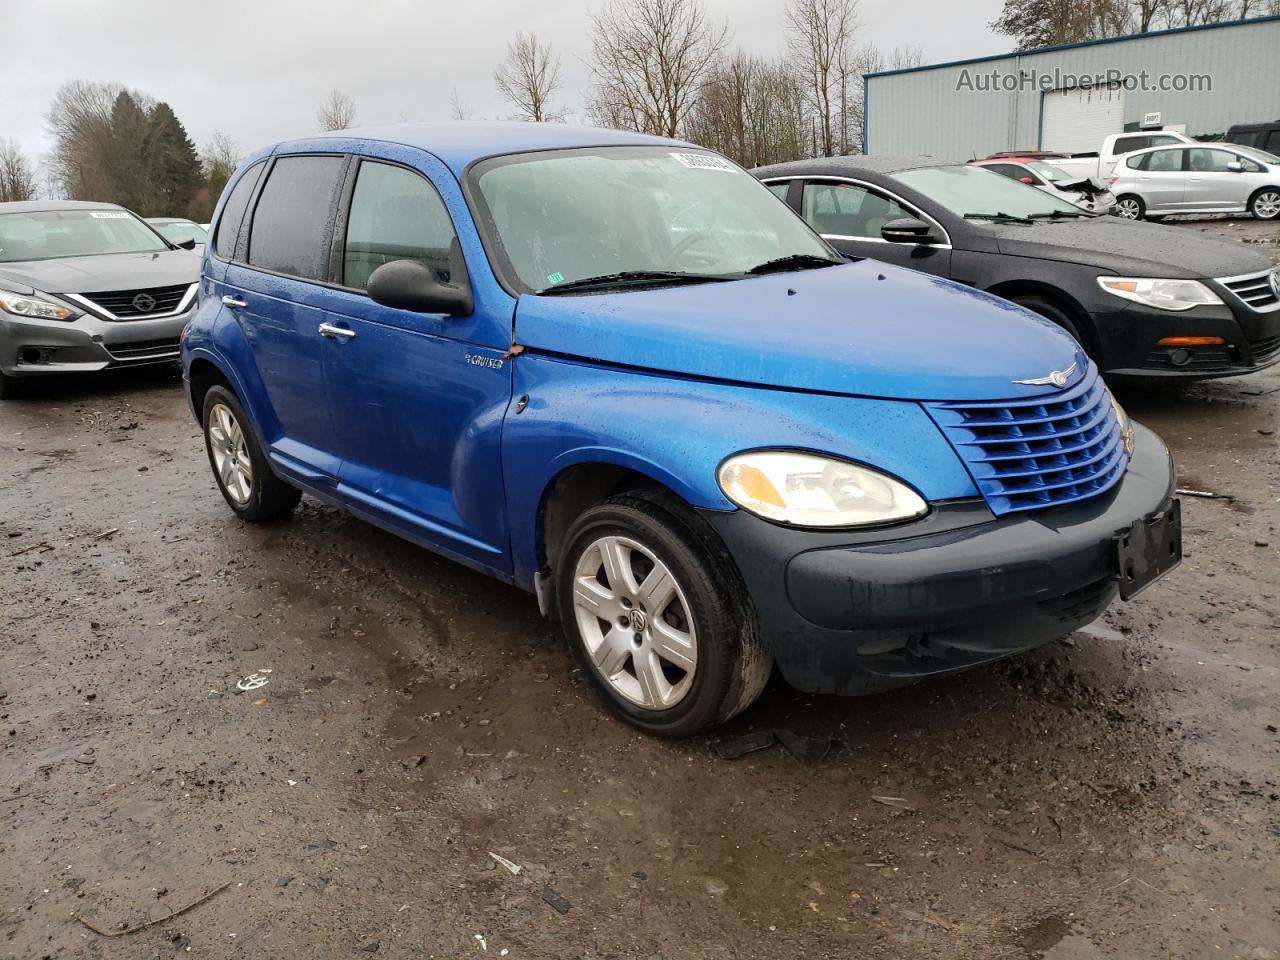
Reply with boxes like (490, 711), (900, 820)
(1107, 142), (1280, 221)
(1040, 131), (1195, 183)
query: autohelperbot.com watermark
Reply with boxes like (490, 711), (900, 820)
(956, 67), (1212, 93)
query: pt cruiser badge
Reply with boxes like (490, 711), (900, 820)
(1013, 361), (1078, 388)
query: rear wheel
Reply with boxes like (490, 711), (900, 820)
(1249, 188), (1280, 220)
(1115, 195), (1144, 220)
(202, 385), (300, 522)
(556, 494), (771, 737)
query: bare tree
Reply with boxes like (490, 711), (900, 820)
(586, 0), (728, 137)
(494, 32), (566, 121)
(316, 89), (356, 131)
(449, 85), (471, 121)
(201, 131), (240, 204)
(785, 0), (859, 157)
(46, 79), (123, 200)
(0, 139), (38, 202)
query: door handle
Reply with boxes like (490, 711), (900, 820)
(318, 322), (356, 340)
(221, 295), (247, 309)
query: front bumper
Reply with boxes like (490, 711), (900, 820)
(1095, 288), (1280, 380)
(702, 424), (1176, 696)
(0, 306), (192, 377)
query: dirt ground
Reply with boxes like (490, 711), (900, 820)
(2, 220), (1277, 960)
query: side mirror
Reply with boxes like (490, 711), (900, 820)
(1225, 161), (1243, 173)
(881, 217), (938, 244)
(173, 236), (197, 250)
(1019, 176), (1035, 184)
(367, 248), (473, 316)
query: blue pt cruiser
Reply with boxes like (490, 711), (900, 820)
(182, 123), (1181, 736)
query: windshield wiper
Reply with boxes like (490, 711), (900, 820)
(535, 270), (735, 295)
(963, 211), (1034, 224)
(744, 253), (844, 275)
(1028, 209), (1095, 220)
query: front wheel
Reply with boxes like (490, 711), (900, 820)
(1249, 188), (1280, 220)
(202, 385), (301, 522)
(556, 494), (771, 737)
(1012, 295), (1091, 357)
(1114, 195), (1144, 220)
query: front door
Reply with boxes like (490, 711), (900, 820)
(797, 179), (952, 277)
(1184, 147), (1253, 211)
(318, 158), (513, 574)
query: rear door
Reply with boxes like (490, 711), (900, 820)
(222, 154), (348, 481)
(1134, 148), (1186, 210)
(797, 179), (951, 276)
(318, 156), (513, 574)
(1184, 147), (1252, 211)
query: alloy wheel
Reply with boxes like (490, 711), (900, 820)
(207, 402), (254, 504)
(572, 535), (697, 710)
(1254, 191), (1280, 219)
(1116, 198), (1140, 219)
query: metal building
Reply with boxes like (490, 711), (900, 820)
(863, 15), (1280, 158)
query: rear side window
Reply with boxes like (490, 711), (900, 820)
(342, 161), (458, 291)
(247, 155), (345, 281)
(1148, 135), (1182, 148)
(213, 161), (264, 260)
(765, 181), (791, 201)
(1113, 136), (1149, 155)
(1147, 149), (1183, 172)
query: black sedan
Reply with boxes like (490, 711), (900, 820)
(753, 156), (1280, 380)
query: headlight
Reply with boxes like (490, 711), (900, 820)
(0, 290), (82, 322)
(1104, 385), (1134, 455)
(717, 451), (928, 528)
(1097, 276), (1222, 312)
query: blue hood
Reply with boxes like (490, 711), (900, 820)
(514, 260), (1085, 402)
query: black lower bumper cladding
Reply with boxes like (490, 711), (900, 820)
(703, 424), (1177, 696)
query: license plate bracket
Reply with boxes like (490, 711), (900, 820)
(1115, 499), (1182, 600)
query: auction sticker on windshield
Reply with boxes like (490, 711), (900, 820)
(88, 211), (132, 219)
(670, 152), (737, 173)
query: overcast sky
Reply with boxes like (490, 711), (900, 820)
(5, 0), (1007, 169)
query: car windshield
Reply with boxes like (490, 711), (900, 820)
(1027, 161), (1074, 183)
(0, 209), (169, 262)
(471, 146), (836, 293)
(1232, 144), (1280, 165)
(151, 220), (208, 242)
(892, 164), (1083, 222)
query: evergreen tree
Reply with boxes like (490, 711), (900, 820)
(146, 102), (203, 217)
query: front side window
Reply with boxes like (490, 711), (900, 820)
(891, 164), (1081, 222)
(1187, 148), (1239, 173)
(471, 147), (834, 294)
(0, 209), (167, 263)
(802, 182), (913, 238)
(1147, 149), (1183, 172)
(247, 155), (345, 281)
(343, 162), (458, 291)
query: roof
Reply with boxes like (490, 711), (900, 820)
(0, 200), (126, 214)
(865, 13), (1279, 81)
(279, 121), (689, 174)
(753, 154), (963, 179)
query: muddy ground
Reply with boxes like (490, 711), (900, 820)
(2, 221), (1278, 960)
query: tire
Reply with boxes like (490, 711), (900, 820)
(555, 493), (771, 737)
(202, 385), (301, 522)
(1115, 195), (1144, 220)
(1011, 295), (1092, 357)
(1249, 188), (1280, 220)
(0, 370), (21, 400)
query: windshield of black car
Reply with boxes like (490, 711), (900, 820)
(470, 146), (835, 293)
(892, 164), (1083, 221)
(0, 209), (170, 262)
(152, 220), (208, 242)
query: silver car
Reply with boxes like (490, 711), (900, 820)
(146, 217), (209, 250)
(0, 200), (200, 398)
(1108, 143), (1280, 221)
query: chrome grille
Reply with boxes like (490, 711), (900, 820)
(926, 364), (1129, 516)
(105, 336), (181, 361)
(79, 283), (193, 320)
(1219, 269), (1279, 311)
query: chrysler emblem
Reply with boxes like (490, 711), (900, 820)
(131, 292), (157, 313)
(1013, 360), (1078, 388)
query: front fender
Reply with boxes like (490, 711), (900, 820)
(503, 354), (978, 590)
